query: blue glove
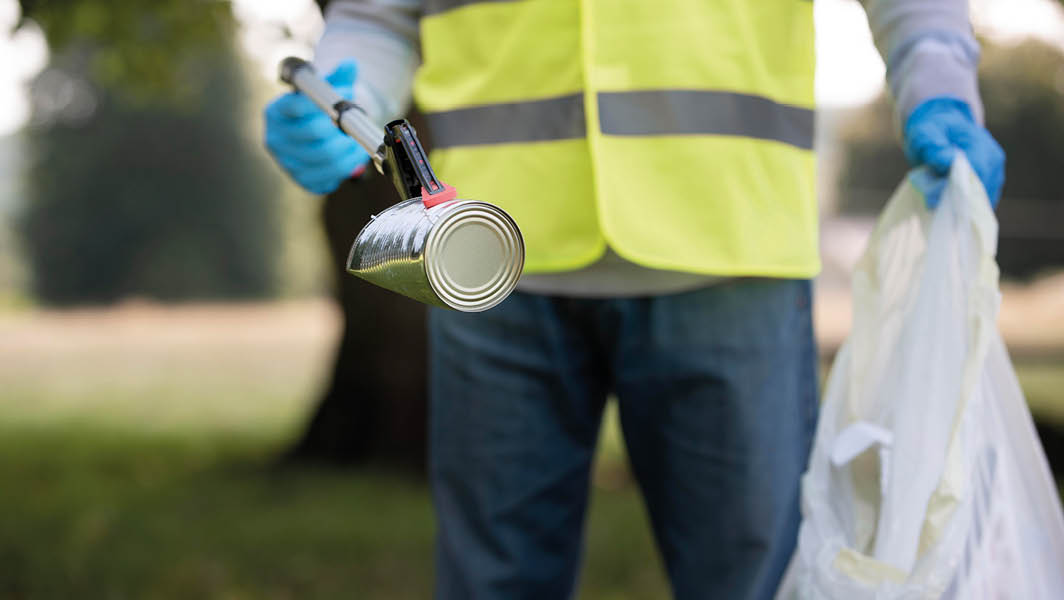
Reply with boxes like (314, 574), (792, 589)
(903, 97), (1005, 209)
(264, 61), (369, 195)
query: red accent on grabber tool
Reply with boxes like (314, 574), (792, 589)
(421, 183), (458, 208)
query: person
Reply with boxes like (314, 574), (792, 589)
(263, 1), (1005, 598)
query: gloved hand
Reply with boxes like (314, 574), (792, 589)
(264, 61), (369, 195)
(903, 96), (1005, 209)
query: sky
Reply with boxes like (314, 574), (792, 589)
(230, 0), (323, 82)
(0, 0), (47, 136)
(1, 0), (1063, 137)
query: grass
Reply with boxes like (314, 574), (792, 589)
(0, 428), (436, 599)
(0, 301), (1060, 598)
(0, 303), (668, 598)
(0, 425), (665, 599)
(1015, 361), (1064, 426)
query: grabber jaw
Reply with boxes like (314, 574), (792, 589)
(348, 117), (525, 312)
(278, 56), (525, 311)
(382, 119), (458, 208)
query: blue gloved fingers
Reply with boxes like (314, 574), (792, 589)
(985, 155), (1005, 207)
(299, 135), (364, 165)
(273, 150), (366, 195)
(263, 60), (365, 194)
(324, 61), (358, 90)
(905, 125), (957, 176)
(908, 167), (948, 209)
(266, 114), (343, 145)
(266, 128), (357, 164)
(904, 97), (1006, 208)
(291, 148), (369, 186)
(271, 141), (367, 182)
(298, 145), (368, 182)
(265, 91), (327, 121)
(290, 115), (341, 141)
(273, 142), (366, 174)
(270, 154), (315, 189)
(300, 149), (369, 194)
(957, 128), (1006, 207)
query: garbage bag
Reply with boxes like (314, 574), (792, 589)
(777, 155), (1064, 599)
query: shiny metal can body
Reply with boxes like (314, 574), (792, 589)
(347, 198), (524, 312)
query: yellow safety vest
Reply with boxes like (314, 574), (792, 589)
(414, 0), (818, 277)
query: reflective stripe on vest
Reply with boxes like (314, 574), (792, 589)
(425, 0), (816, 17)
(414, 0), (819, 277)
(423, 0), (520, 17)
(427, 94), (585, 148)
(427, 90), (814, 150)
(598, 90), (814, 150)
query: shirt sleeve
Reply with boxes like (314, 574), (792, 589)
(863, 0), (984, 125)
(313, 0), (423, 127)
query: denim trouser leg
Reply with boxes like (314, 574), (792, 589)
(613, 279), (818, 600)
(429, 294), (609, 600)
(428, 280), (818, 600)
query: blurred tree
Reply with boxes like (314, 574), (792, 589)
(284, 161), (429, 472)
(978, 40), (1064, 277)
(277, 1), (429, 472)
(17, 0), (282, 303)
(834, 38), (1064, 279)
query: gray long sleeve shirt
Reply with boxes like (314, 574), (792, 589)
(314, 0), (983, 298)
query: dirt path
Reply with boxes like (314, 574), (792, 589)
(816, 273), (1064, 358)
(1, 278), (1061, 362)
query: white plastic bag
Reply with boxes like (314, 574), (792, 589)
(778, 156), (1064, 599)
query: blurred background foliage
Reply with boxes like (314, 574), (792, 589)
(19, 0), (231, 107)
(16, 0), (286, 304)
(836, 37), (1064, 278)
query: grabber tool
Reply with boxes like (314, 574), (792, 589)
(280, 57), (524, 312)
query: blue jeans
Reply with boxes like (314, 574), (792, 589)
(428, 279), (818, 599)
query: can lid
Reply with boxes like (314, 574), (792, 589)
(424, 201), (524, 312)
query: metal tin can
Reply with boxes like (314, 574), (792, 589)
(347, 198), (524, 312)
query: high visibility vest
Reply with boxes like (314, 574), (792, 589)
(414, 0), (818, 277)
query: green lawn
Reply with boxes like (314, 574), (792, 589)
(1015, 360), (1064, 425)
(0, 426), (666, 599)
(0, 305), (668, 599)
(0, 429), (423, 599)
(0, 303), (1060, 599)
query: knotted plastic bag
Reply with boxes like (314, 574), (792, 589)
(777, 156), (1064, 599)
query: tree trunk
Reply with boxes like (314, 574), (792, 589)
(282, 112), (432, 473)
(1037, 420), (1064, 479)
